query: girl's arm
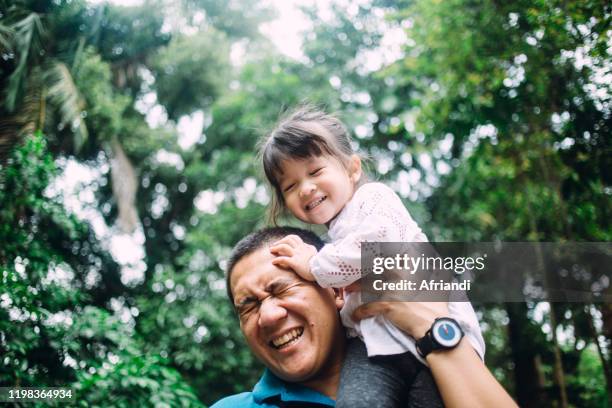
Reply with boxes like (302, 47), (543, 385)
(353, 301), (518, 408)
(310, 182), (426, 288)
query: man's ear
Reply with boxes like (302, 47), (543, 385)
(333, 288), (344, 310)
(349, 154), (362, 184)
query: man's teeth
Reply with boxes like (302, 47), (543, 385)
(272, 328), (304, 348)
(306, 196), (326, 211)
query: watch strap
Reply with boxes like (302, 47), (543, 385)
(416, 329), (434, 358)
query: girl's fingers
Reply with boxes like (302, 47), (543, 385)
(345, 281), (361, 294)
(270, 243), (293, 257)
(284, 234), (302, 243)
(271, 237), (293, 248)
(352, 302), (390, 321)
(271, 256), (289, 267)
(272, 234), (303, 248)
(271, 256), (295, 270)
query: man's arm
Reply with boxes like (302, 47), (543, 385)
(426, 339), (517, 408)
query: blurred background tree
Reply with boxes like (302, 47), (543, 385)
(1, 0), (610, 406)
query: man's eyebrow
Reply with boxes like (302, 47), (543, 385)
(234, 277), (301, 308)
(265, 277), (299, 293)
(235, 295), (257, 308)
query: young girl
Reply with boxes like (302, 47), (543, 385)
(259, 106), (484, 407)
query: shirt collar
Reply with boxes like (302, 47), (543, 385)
(327, 182), (368, 238)
(252, 369), (335, 406)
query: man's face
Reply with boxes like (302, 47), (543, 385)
(230, 245), (344, 383)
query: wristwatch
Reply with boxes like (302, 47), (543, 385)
(416, 317), (464, 358)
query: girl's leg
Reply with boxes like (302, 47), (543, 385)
(394, 353), (444, 408)
(336, 338), (407, 408)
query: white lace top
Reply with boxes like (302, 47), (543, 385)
(309, 182), (485, 360)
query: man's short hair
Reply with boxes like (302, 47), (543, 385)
(225, 227), (324, 304)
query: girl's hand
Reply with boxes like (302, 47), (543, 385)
(353, 301), (449, 339)
(269, 235), (317, 282)
(344, 280), (361, 294)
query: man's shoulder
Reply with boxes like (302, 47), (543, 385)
(210, 392), (258, 408)
(209, 370), (335, 408)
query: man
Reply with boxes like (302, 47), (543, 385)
(213, 227), (343, 406)
(212, 227), (518, 407)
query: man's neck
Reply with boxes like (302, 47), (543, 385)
(300, 359), (343, 400)
(300, 336), (346, 400)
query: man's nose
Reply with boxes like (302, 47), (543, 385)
(258, 297), (287, 328)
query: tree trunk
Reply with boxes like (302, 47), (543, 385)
(522, 158), (569, 408)
(547, 303), (569, 408)
(530, 233), (569, 408)
(110, 136), (140, 234)
(506, 302), (546, 407)
(593, 301), (612, 406)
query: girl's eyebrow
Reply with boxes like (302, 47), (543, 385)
(278, 172), (292, 184)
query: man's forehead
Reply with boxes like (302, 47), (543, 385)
(231, 246), (296, 294)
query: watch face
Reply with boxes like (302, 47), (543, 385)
(432, 318), (462, 347)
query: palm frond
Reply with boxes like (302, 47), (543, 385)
(0, 82), (42, 163)
(0, 22), (15, 53)
(3, 12), (45, 112)
(45, 62), (88, 151)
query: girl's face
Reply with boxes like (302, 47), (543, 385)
(278, 154), (361, 225)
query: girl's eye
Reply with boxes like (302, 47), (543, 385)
(309, 168), (323, 176)
(283, 183), (295, 193)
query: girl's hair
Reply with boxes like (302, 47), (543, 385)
(259, 105), (357, 224)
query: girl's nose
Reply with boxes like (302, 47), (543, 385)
(299, 181), (316, 197)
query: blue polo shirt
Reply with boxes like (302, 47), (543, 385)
(210, 369), (335, 407)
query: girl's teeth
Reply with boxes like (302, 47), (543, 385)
(308, 197), (325, 210)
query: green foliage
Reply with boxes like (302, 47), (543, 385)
(380, 0), (611, 405)
(567, 346), (608, 408)
(182, 0), (274, 39)
(151, 30), (231, 120)
(72, 307), (204, 408)
(96, 1), (170, 65)
(0, 132), (83, 386)
(1, 0), (609, 406)
(73, 48), (130, 144)
(0, 134), (203, 406)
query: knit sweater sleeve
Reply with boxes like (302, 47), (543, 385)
(310, 183), (427, 288)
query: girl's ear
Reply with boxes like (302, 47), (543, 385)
(349, 154), (362, 184)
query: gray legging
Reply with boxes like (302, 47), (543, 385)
(336, 338), (444, 408)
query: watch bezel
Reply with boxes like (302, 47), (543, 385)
(431, 317), (463, 348)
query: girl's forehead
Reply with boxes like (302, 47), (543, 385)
(298, 154), (338, 165)
(278, 155), (341, 175)
(278, 156), (319, 172)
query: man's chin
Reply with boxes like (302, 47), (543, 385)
(270, 362), (317, 383)
(271, 369), (313, 383)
